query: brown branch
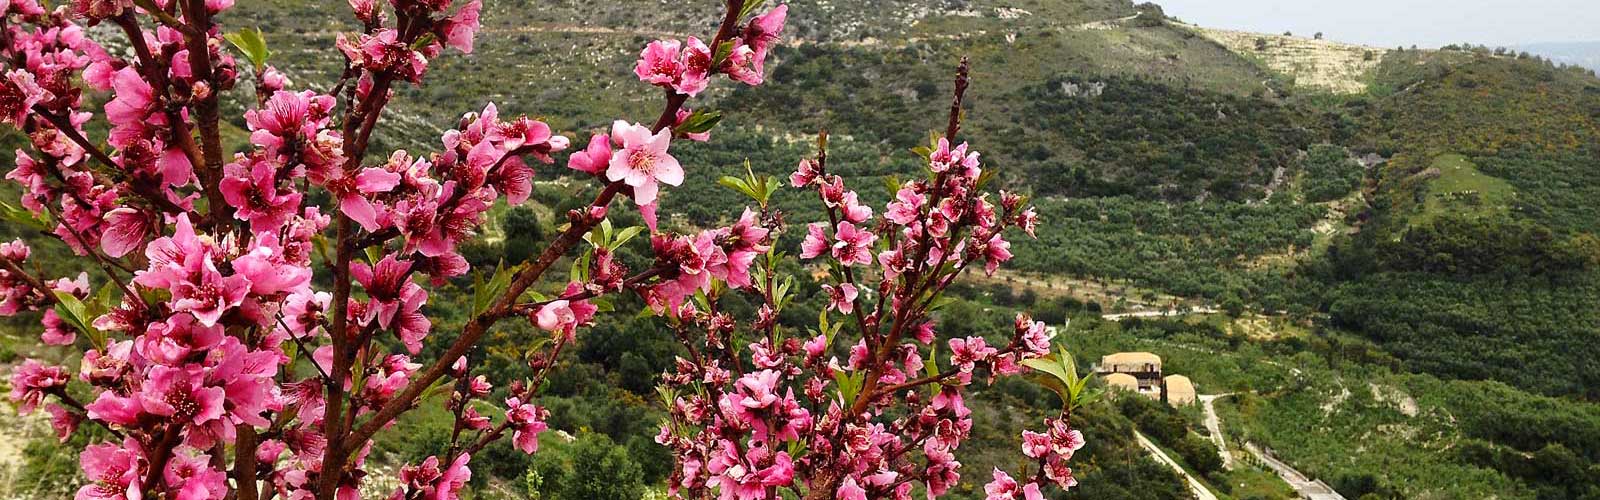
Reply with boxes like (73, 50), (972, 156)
(851, 58), (972, 417)
(180, 0), (231, 232)
(131, 0), (196, 34)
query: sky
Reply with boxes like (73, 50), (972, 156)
(1151, 0), (1600, 49)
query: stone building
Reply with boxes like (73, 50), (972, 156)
(1095, 352), (1197, 407)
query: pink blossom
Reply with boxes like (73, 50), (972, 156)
(140, 365), (226, 427)
(136, 314), (225, 366)
(567, 133), (612, 174)
(45, 403), (80, 442)
(9, 359), (68, 414)
(233, 233), (312, 296)
(790, 159), (820, 187)
(75, 439), (144, 500)
(885, 185), (925, 225)
(337, 29), (430, 83)
(633, 38), (711, 96)
(245, 90), (335, 156)
(743, 5), (788, 57)
(100, 207), (151, 258)
(635, 40), (685, 87)
(533, 283), (597, 339)
(830, 222), (876, 267)
(505, 397), (549, 454)
(983, 469), (1044, 500)
(171, 257), (251, 327)
(606, 121), (682, 206)
(1021, 430), (1052, 458)
(1016, 314), (1053, 357)
(0, 69), (48, 127)
(351, 255), (431, 353)
(799, 222), (829, 259)
(103, 67), (156, 138)
(722, 43), (764, 86)
(839, 191), (872, 223)
(706, 208), (770, 288)
(348, 0), (379, 23)
(706, 440), (794, 499)
(440, 0), (482, 54)
(434, 453), (472, 500)
(282, 289), (331, 337)
(837, 476), (867, 500)
(328, 167), (401, 231)
(949, 336), (997, 372)
(823, 283), (858, 314)
(930, 138), (982, 178)
(164, 450), (228, 500)
(979, 233), (1013, 276)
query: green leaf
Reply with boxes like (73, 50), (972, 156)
(410, 32), (437, 51)
(713, 40), (737, 68)
(737, 0), (768, 20)
(0, 199), (48, 231)
(675, 109), (723, 135)
(1021, 356), (1072, 385)
(975, 168), (997, 190)
(472, 261), (517, 316)
(53, 291), (104, 350)
(882, 175), (903, 195)
(611, 226), (644, 249)
(833, 370), (864, 406)
(785, 437), (807, 458)
(570, 250), (590, 283)
(718, 176), (760, 201)
(223, 27), (271, 71)
(924, 342), (941, 378)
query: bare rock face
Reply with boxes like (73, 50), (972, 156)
(1192, 26), (1384, 94)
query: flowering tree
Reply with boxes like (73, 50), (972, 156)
(0, 0), (1089, 499)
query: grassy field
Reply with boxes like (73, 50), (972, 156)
(1407, 154), (1516, 227)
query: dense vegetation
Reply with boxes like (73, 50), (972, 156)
(3, 0), (1599, 498)
(1060, 316), (1600, 499)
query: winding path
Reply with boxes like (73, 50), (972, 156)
(1133, 430), (1219, 500)
(1197, 394), (1236, 470)
(1199, 393), (1348, 500)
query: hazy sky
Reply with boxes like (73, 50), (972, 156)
(1153, 0), (1600, 48)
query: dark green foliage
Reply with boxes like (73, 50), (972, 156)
(1010, 196), (1322, 301)
(1012, 76), (1324, 201)
(1118, 395), (1224, 478)
(1324, 272), (1600, 398)
(502, 206), (545, 262)
(1301, 144), (1363, 202)
(529, 433), (645, 500)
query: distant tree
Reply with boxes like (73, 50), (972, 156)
(1314, 32), (1324, 40)
(1254, 37), (1269, 51)
(531, 434), (645, 500)
(1219, 291), (1246, 317)
(503, 206), (545, 261)
(1283, 30), (1293, 37)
